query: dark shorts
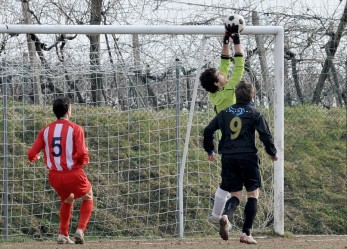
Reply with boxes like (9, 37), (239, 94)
(220, 153), (261, 192)
(49, 168), (92, 201)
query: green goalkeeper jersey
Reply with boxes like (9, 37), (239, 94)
(208, 54), (245, 113)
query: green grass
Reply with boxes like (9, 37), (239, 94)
(0, 103), (345, 240)
(283, 105), (346, 234)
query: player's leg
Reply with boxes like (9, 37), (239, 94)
(240, 153), (261, 244)
(240, 189), (258, 244)
(58, 168), (93, 244)
(223, 191), (241, 221)
(72, 169), (93, 244)
(208, 186), (230, 225)
(58, 194), (75, 244)
(76, 187), (94, 238)
(219, 191), (241, 241)
(218, 154), (242, 240)
(48, 171), (75, 244)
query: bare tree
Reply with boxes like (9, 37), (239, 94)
(244, 48), (264, 102)
(90, 0), (106, 104)
(312, 1), (347, 104)
(21, 0), (42, 104)
(329, 62), (343, 106)
(284, 48), (304, 104)
(1, 0), (345, 108)
(252, 11), (270, 106)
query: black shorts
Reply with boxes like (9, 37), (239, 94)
(219, 153), (261, 192)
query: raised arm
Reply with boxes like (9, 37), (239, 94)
(226, 34), (244, 90)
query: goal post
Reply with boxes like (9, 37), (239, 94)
(1, 24), (284, 239)
(273, 27), (284, 236)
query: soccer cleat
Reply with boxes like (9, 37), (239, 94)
(57, 234), (75, 244)
(208, 215), (232, 230)
(74, 229), (85, 244)
(219, 215), (229, 240)
(208, 215), (220, 228)
(240, 232), (257, 244)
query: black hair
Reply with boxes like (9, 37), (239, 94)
(235, 80), (255, 103)
(53, 97), (70, 119)
(199, 68), (219, 93)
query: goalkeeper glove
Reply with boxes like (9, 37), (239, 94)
(224, 22), (239, 34)
(223, 32), (231, 45)
(231, 33), (240, 45)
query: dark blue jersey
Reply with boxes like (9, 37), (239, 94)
(203, 103), (277, 157)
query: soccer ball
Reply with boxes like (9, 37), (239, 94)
(224, 14), (245, 33)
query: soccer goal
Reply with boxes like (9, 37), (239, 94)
(0, 24), (283, 240)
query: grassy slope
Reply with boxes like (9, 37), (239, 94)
(283, 105), (346, 234)
(0, 104), (345, 238)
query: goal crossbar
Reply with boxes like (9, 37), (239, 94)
(0, 24), (282, 35)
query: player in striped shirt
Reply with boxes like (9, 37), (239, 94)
(28, 97), (93, 245)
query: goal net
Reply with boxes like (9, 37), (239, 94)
(0, 25), (283, 240)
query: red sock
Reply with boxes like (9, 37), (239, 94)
(78, 199), (94, 231)
(59, 202), (73, 236)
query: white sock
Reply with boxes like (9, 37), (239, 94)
(211, 187), (230, 220)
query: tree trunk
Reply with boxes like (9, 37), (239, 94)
(329, 63), (343, 106)
(133, 34), (158, 108)
(285, 48), (304, 104)
(284, 56), (291, 105)
(252, 11), (270, 106)
(312, 1), (347, 104)
(90, 0), (105, 105)
(132, 34), (143, 108)
(21, 0), (42, 104)
(343, 58), (347, 106)
(245, 48), (264, 102)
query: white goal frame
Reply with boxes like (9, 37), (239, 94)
(0, 24), (284, 237)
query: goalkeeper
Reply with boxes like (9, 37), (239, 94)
(27, 97), (93, 245)
(199, 25), (244, 228)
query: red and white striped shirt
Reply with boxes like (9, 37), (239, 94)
(28, 119), (89, 171)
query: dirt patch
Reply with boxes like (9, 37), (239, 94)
(1, 235), (347, 249)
